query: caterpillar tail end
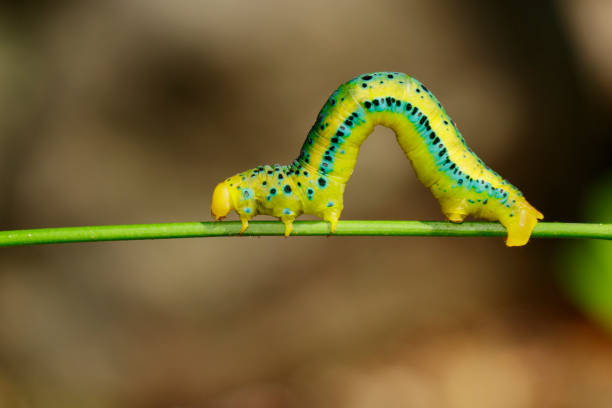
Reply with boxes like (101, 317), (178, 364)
(502, 202), (544, 247)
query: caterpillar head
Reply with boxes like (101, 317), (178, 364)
(211, 169), (262, 221)
(211, 181), (233, 220)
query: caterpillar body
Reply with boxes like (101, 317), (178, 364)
(211, 72), (543, 246)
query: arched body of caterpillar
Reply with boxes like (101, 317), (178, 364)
(211, 72), (543, 246)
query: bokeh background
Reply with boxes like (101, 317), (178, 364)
(1, 0), (612, 407)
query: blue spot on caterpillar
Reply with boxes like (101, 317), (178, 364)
(211, 72), (543, 246)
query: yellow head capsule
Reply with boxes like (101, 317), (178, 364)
(211, 182), (232, 220)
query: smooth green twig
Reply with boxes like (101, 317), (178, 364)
(0, 221), (610, 247)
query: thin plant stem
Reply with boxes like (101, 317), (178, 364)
(0, 221), (610, 247)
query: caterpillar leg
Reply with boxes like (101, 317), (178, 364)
(445, 212), (467, 223)
(281, 216), (295, 237)
(440, 199), (468, 223)
(239, 216), (250, 234)
(323, 211), (340, 233)
(500, 202), (544, 247)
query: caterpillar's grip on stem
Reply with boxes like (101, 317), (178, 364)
(211, 72), (543, 246)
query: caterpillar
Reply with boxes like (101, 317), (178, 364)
(211, 72), (543, 246)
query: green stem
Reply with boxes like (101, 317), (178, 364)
(0, 221), (610, 247)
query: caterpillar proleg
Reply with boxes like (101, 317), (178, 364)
(211, 72), (543, 246)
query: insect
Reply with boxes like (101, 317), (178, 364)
(211, 72), (543, 246)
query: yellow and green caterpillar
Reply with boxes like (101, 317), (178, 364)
(211, 72), (543, 246)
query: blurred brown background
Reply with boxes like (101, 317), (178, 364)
(1, 1), (612, 407)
